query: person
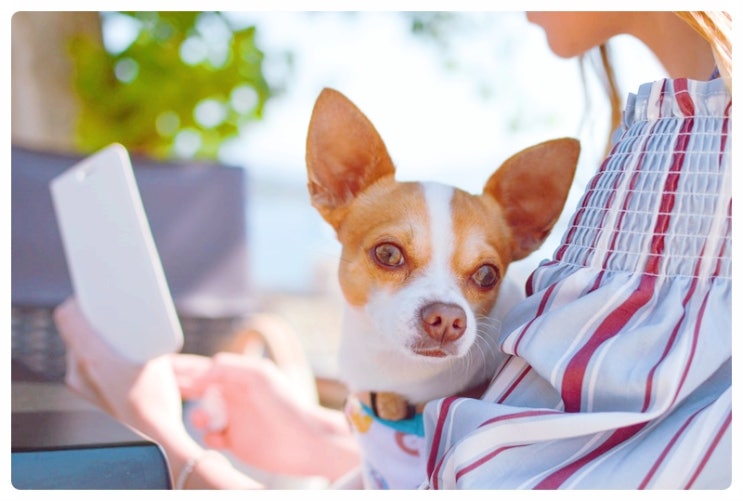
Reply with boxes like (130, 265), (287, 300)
(53, 11), (731, 489)
(54, 303), (361, 488)
(421, 12), (731, 489)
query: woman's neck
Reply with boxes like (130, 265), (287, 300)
(630, 12), (716, 80)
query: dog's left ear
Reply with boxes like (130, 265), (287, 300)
(484, 138), (580, 261)
(306, 88), (396, 230)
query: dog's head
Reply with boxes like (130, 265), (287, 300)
(306, 88), (579, 401)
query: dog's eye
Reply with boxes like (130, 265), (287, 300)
(471, 264), (499, 289)
(373, 243), (405, 268)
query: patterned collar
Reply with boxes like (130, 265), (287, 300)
(353, 378), (491, 432)
(359, 401), (425, 437)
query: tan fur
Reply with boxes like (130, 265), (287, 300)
(306, 88), (396, 230)
(483, 138), (580, 260)
(305, 87), (580, 405)
(333, 180), (432, 307)
(449, 189), (512, 317)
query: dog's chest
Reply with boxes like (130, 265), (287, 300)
(345, 396), (426, 489)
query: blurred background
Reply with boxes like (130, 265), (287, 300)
(11, 11), (666, 379)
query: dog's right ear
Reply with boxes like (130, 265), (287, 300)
(306, 88), (395, 230)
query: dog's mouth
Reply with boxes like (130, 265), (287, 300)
(412, 347), (448, 358)
(410, 342), (459, 358)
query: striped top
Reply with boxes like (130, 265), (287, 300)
(421, 77), (732, 489)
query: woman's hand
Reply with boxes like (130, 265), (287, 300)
(54, 297), (264, 489)
(54, 297), (359, 484)
(54, 297), (188, 444)
(173, 352), (360, 480)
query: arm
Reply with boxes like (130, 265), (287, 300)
(54, 298), (261, 488)
(54, 298), (359, 488)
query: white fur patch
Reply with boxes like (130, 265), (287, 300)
(422, 182), (455, 290)
(419, 182), (477, 332)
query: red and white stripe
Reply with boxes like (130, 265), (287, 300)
(420, 76), (731, 489)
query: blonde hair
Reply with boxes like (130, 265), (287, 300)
(675, 11), (732, 88)
(586, 11), (732, 150)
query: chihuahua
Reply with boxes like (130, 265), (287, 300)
(306, 88), (579, 488)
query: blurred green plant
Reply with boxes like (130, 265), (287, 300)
(66, 12), (520, 161)
(68, 12), (278, 160)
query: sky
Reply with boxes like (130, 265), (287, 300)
(219, 11), (655, 189)
(183, 11), (668, 291)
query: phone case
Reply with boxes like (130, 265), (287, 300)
(50, 144), (183, 363)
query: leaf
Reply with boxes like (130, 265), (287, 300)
(69, 11), (280, 161)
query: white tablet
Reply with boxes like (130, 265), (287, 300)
(50, 144), (183, 363)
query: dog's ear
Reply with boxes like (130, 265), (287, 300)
(306, 88), (396, 229)
(484, 138), (580, 261)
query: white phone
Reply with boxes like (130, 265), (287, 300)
(50, 144), (183, 363)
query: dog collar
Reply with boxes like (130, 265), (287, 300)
(354, 379), (491, 422)
(357, 400), (425, 437)
(356, 391), (424, 421)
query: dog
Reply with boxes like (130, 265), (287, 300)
(306, 88), (579, 488)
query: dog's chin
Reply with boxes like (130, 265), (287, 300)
(338, 333), (485, 403)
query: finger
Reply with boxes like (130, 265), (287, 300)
(170, 353), (213, 398)
(189, 406), (211, 430)
(200, 386), (228, 431)
(178, 352), (263, 398)
(186, 390), (228, 432)
(202, 431), (228, 450)
(170, 353), (212, 374)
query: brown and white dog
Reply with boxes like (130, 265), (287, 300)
(306, 88), (579, 488)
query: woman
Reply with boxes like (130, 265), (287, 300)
(421, 11), (731, 488)
(54, 11), (731, 489)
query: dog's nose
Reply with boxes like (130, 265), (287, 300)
(419, 302), (467, 344)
